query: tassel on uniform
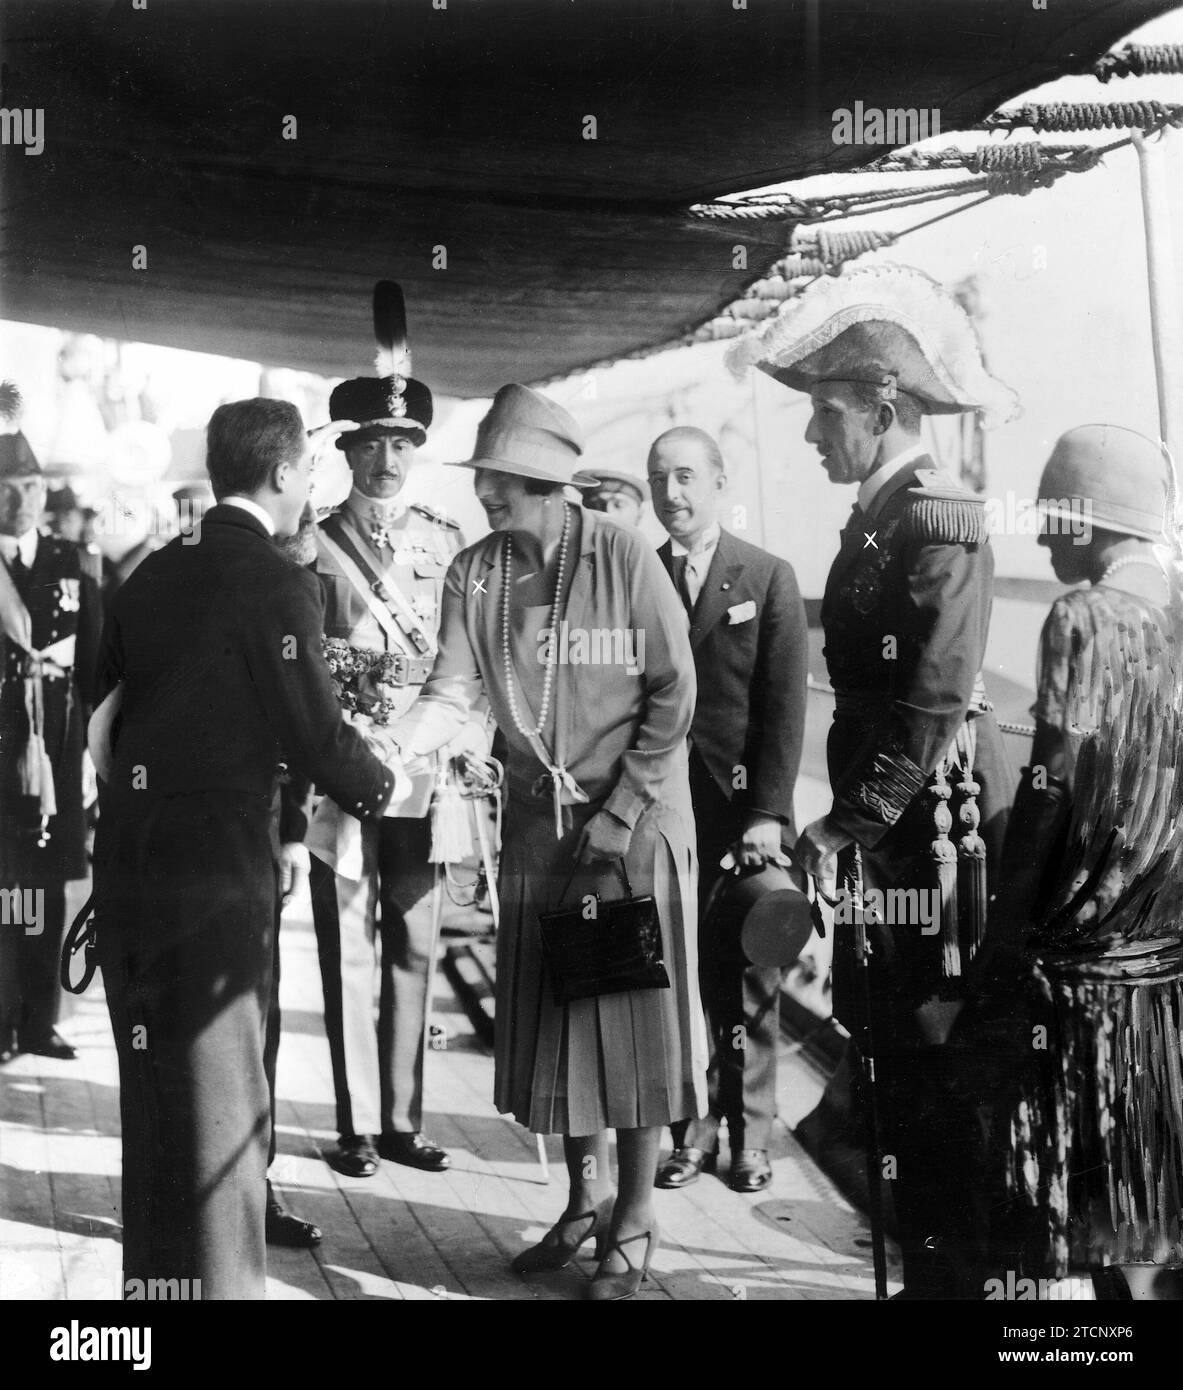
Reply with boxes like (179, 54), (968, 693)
(429, 767), (473, 865)
(19, 675), (57, 823)
(955, 725), (987, 967)
(928, 760), (961, 977)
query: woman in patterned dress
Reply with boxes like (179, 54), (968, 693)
(976, 424), (1183, 1300)
(390, 385), (707, 1300)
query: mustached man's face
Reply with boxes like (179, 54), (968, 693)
(344, 433), (418, 500)
(648, 440), (723, 546)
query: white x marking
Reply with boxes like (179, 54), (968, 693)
(863, 531), (879, 550)
(471, 577), (488, 595)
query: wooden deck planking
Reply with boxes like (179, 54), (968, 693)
(1, 885), (895, 1301)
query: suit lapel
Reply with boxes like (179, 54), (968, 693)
(656, 539), (674, 583)
(689, 530), (745, 652)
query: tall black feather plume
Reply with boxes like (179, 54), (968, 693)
(0, 381), (22, 423)
(373, 280), (410, 380)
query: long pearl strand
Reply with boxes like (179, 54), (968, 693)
(501, 502), (572, 739)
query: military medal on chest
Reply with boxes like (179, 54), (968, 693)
(411, 592), (436, 625)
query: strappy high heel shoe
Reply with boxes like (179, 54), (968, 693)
(511, 1195), (615, 1275)
(585, 1225), (659, 1300)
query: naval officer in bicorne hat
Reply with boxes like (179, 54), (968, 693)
(304, 370), (486, 1179)
(728, 264), (1018, 1297)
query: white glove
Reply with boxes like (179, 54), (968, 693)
(443, 719), (491, 762)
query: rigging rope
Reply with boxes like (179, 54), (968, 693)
(1094, 43), (1183, 82)
(981, 101), (1183, 133)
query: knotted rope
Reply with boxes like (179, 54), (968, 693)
(1094, 43), (1183, 82)
(981, 101), (1183, 133)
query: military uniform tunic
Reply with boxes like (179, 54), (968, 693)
(0, 530), (100, 1046)
(308, 490), (464, 1140)
(820, 454), (1013, 1296)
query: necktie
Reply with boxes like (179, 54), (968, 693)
(670, 554), (694, 616)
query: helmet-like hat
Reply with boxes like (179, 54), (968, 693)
(727, 263), (1019, 428)
(1038, 424), (1174, 543)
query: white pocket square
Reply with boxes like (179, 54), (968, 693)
(727, 600), (757, 625)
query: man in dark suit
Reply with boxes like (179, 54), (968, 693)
(651, 426), (809, 1194)
(93, 399), (399, 1300)
(0, 418), (101, 1065)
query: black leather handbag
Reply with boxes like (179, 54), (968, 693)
(538, 860), (671, 1006)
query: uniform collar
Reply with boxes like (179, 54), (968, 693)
(0, 527), (40, 568)
(669, 520), (721, 559)
(857, 442), (926, 517)
(221, 495), (276, 535)
(346, 487), (406, 529)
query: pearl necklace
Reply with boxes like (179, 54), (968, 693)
(500, 502), (572, 739)
(1097, 555), (1167, 587)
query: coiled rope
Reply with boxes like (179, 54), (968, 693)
(1094, 43), (1183, 82)
(981, 101), (1183, 133)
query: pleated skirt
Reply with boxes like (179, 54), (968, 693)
(494, 791), (708, 1137)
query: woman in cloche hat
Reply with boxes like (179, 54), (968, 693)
(388, 384), (707, 1299)
(973, 424), (1183, 1300)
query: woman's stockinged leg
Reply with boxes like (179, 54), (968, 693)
(561, 1132), (613, 1218)
(597, 1125), (661, 1272)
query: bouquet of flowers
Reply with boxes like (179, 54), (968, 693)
(322, 637), (405, 726)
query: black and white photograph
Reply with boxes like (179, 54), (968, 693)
(2, 0), (1183, 1359)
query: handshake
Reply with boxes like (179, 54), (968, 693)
(358, 720), (489, 783)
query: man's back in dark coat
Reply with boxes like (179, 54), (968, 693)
(94, 503), (394, 1301)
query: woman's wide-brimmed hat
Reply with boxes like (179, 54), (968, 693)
(726, 263), (1019, 428)
(1038, 424), (1175, 543)
(454, 384), (590, 485)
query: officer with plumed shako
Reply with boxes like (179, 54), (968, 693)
(305, 367), (482, 1179)
(729, 265), (1018, 1297)
(0, 385), (101, 1065)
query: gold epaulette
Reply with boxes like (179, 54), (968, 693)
(904, 469), (989, 545)
(410, 502), (459, 530)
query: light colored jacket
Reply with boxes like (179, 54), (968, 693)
(393, 507), (695, 829)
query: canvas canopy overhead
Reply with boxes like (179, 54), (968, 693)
(1, 0), (1175, 396)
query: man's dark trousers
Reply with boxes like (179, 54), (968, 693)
(674, 750), (782, 1153)
(98, 791), (276, 1301)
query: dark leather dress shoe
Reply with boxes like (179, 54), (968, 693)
(377, 1131), (450, 1172)
(655, 1146), (717, 1189)
(0, 1030), (22, 1066)
(328, 1135), (379, 1178)
(729, 1149), (772, 1193)
(266, 1187), (324, 1248)
(21, 1030), (77, 1061)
